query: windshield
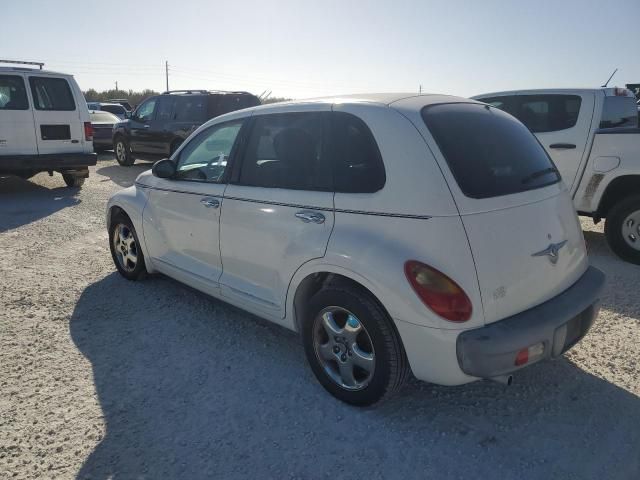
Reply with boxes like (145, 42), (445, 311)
(422, 103), (560, 199)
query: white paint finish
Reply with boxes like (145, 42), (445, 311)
(593, 156), (620, 173)
(219, 185), (334, 316)
(0, 72), (38, 156)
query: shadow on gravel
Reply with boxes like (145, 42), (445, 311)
(70, 273), (640, 480)
(0, 175), (80, 232)
(96, 163), (152, 188)
(583, 230), (640, 320)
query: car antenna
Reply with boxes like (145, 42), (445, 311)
(602, 68), (618, 87)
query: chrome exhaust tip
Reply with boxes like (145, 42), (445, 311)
(489, 375), (513, 386)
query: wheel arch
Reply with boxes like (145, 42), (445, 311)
(597, 175), (640, 218)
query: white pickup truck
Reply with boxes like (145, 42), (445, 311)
(473, 88), (640, 264)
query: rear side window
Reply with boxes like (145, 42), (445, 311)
(100, 104), (126, 116)
(208, 95), (259, 118)
(156, 96), (176, 122)
(422, 103), (560, 199)
(29, 77), (76, 111)
(480, 94), (581, 133)
(174, 96), (206, 122)
(0, 75), (28, 110)
(238, 112), (330, 191)
(599, 96), (638, 129)
(331, 112), (385, 193)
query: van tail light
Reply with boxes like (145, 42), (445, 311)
(404, 260), (472, 322)
(84, 122), (94, 141)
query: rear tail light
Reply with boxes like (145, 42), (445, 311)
(515, 342), (545, 366)
(404, 260), (472, 322)
(84, 122), (93, 141)
(614, 87), (633, 97)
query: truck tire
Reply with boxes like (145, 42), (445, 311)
(114, 136), (134, 166)
(62, 174), (85, 188)
(302, 285), (409, 406)
(604, 195), (640, 265)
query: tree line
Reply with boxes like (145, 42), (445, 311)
(83, 88), (291, 108)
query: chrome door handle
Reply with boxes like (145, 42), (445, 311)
(295, 210), (325, 224)
(201, 198), (220, 209)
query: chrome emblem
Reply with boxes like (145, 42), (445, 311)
(531, 240), (568, 265)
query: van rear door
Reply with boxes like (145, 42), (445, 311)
(421, 103), (588, 324)
(26, 74), (85, 155)
(0, 72), (37, 156)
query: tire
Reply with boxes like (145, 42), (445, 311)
(108, 212), (147, 280)
(62, 174), (85, 188)
(114, 136), (134, 166)
(604, 195), (640, 264)
(302, 285), (409, 406)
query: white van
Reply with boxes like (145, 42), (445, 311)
(0, 60), (96, 187)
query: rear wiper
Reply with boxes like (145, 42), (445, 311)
(521, 167), (558, 184)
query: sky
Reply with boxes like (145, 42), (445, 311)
(3, 0), (640, 99)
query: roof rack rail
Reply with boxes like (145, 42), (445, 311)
(162, 90), (209, 95)
(0, 59), (44, 69)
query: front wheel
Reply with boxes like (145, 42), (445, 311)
(302, 285), (409, 406)
(62, 174), (85, 188)
(114, 137), (134, 166)
(109, 213), (147, 280)
(605, 195), (640, 264)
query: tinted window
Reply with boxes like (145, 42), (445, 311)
(599, 96), (638, 129)
(156, 96), (176, 122)
(331, 112), (385, 193)
(238, 112), (330, 191)
(209, 94), (260, 118)
(175, 120), (243, 182)
(100, 104), (126, 116)
(174, 95), (206, 122)
(0, 75), (28, 110)
(480, 95), (581, 133)
(135, 98), (157, 122)
(29, 77), (75, 111)
(422, 103), (560, 199)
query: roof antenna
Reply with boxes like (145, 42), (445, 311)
(602, 68), (618, 88)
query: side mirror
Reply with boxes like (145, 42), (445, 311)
(152, 158), (176, 179)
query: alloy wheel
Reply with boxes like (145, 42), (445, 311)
(622, 210), (640, 251)
(112, 224), (138, 272)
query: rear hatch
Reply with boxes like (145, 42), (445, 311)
(422, 103), (588, 324)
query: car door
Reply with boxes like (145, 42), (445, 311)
(480, 93), (595, 191)
(27, 75), (84, 155)
(169, 95), (207, 149)
(0, 73), (37, 156)
(219, 106), (334, 319)
(129, 97), (158, 154)
(153, 95), (177, 157)
(142, 118), (246, 293)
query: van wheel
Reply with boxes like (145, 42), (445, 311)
(109, 212), (147, 280)
(62, 174), (85, 188)
(302, 285), (409, 406)
(605, 195), (640, 264)
(114, 137), (134, 166)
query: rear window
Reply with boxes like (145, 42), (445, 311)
(29, 77), (76, 111)
(422, 103), (560, 199)
(599, 96), (638, 129)
(100, 104), (126, 116)
(90, 111), (119, 123)
(0, 75), (29, 110)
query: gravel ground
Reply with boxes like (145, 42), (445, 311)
(1, 154), (639, 479)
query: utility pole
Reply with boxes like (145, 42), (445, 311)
(419, 84), (422, 94)
(115, 81), (118, 91)
(165, 61), (169, 92)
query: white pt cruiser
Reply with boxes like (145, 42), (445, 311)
(107, 94), (605, 405)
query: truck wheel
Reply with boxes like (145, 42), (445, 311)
(302, 285), (409, 406)
(114, 136), (134, 166)
(604, 195), (640, 264)
(62, 174), (85, 188)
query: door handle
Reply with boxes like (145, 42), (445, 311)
(549, 143), (576, 149)
(201, 198), (220, 209)
(295, 211), (325, 224)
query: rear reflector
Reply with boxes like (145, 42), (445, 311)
(84, 122), (93, 141)
(404, 260), (472, 322)
(515, 342), (545, 366)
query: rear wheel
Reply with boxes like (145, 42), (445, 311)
(109, 212), (147, 280)
(605, 195), (640, 264)
(302, 285), (409, 406)
(62, 174), (85, 188)
(114, 136), (134, 166)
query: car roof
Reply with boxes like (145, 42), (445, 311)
(0, 66), (73, 76)
(472, 87), (621, 99)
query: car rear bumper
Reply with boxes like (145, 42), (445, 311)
(0, 153), (98, 172)
(456, 266), (605, 378)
